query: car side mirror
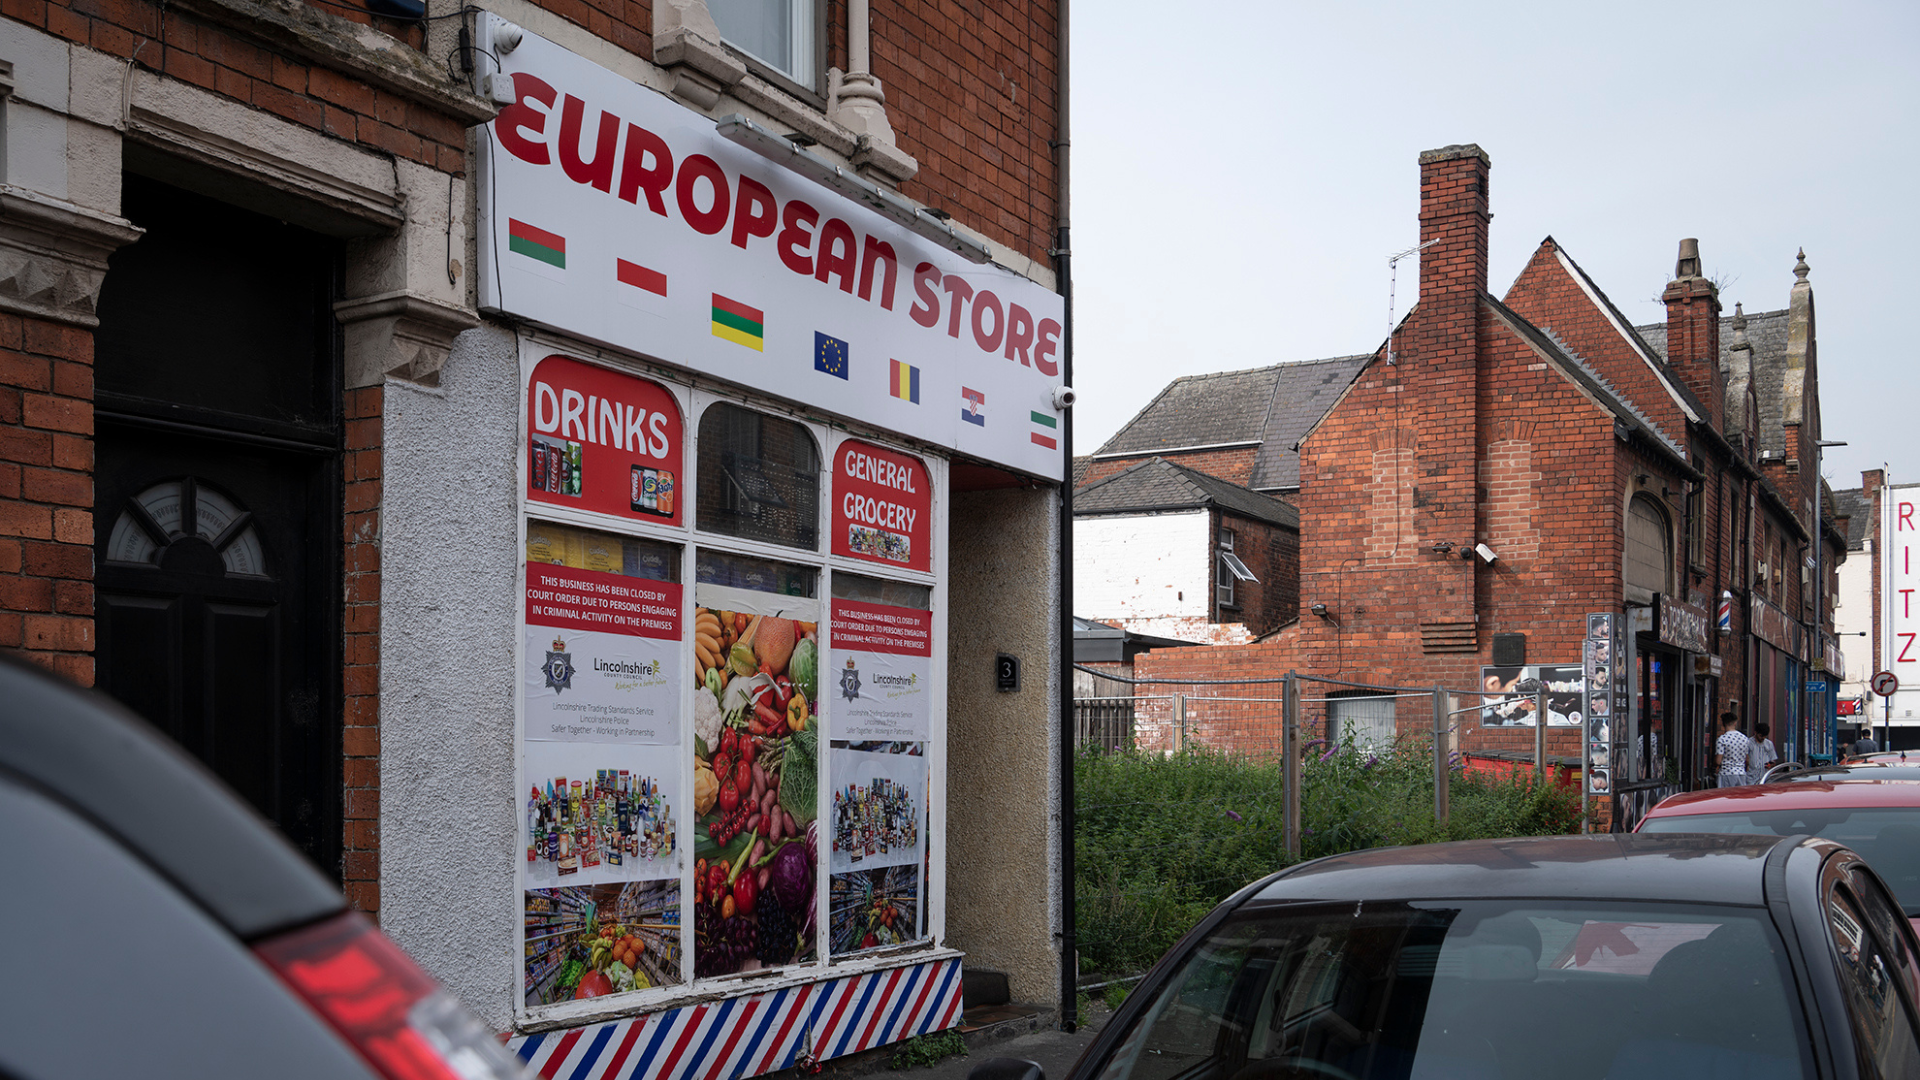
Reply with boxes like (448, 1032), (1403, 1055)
(968, 1058), (1044, 1080)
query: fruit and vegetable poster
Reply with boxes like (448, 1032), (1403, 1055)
(831, 440), (931, 573)
(691, 585), (821, 977)
(525, 354), (685, 527)
(828, 600), (932, 741)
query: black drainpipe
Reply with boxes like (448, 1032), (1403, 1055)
(1053, 0), (1076, 1035)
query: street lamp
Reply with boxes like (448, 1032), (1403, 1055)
(1815, 439), (1846, 758)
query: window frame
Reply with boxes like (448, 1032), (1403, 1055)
(705, 0), (830, 103)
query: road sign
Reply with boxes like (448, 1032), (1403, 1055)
(1807, 681), (1829, 693)
(1873, 671), (1900, 697)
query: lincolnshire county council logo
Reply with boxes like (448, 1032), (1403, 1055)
(840, 657), (862, 703)
(544, 635), (576, 692)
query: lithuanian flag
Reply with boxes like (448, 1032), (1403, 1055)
(889, 359), (921, 403)
(711, 294), (764, 351)
(507, 219), (566, 269)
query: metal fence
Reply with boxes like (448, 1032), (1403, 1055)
(1072, 695), (1135, 754)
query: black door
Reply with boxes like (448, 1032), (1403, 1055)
(93, 175), (343, 875)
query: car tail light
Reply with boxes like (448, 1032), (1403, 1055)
(256, 911), (529, 1080)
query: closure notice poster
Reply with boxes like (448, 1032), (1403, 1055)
(521, 522), (686, 1005)
(829, 599), (932, 741)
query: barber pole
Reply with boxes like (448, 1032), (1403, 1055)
(1718, 591), (1732, 633)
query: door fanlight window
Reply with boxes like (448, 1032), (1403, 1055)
(105, 479), (268, 576)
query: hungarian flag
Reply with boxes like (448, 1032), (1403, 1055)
(507, 219), (566, 269)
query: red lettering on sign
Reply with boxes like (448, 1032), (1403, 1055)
(859, 237), (898, 310)
(909, 262), (941, 328)
(815, 218), (857, 294)
(1035, 318), (1062, 377)
(731, 176), (777, 249)
(1003, 303), (1034, 366)
(616, 123), (672, 215)
(1902, 634), (1917, 664)
(942, 275), (975, 339)
(1903, 502), (1915, 531)
(779, 200), (819, 276)
(675, 154), (730, 235)
(971, 290), (1004, 353)
(496, 73), (558, 165)
(557, 94), (618, 192)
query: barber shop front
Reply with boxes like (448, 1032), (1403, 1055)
(372, 16), (1067, 1076)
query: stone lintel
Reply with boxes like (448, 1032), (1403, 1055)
(335, 289), (480, 388)
(0, 187), (143, 327)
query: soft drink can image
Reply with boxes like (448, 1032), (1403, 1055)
(531, 439), (548, 491)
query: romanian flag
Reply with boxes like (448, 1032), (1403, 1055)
(889, 359), (920, 403)
(1030, 410), (1058, 449)
(508, 219), (566, 269)
(712, 294), (764, 351)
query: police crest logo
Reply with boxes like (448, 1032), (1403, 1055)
(544, 635), (576, 692)
(840, 657), (862, 703)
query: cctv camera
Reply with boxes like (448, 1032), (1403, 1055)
(495, 21), (525, 54)
(1475, 543), (1497, 564)
(1052, 385), (1076, 410)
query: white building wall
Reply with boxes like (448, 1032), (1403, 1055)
(1836, 538), (1874, 707)
(1076, 511), (1219, 643)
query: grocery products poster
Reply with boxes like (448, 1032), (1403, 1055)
(831, 440), (931, 573)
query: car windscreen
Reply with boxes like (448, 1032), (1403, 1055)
(1640, 808), (1920, 916)
(1087, 899), (1809, 1080)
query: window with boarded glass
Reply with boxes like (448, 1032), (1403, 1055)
(696, 403), (820, 550)
(1625, 495), (1670, 601)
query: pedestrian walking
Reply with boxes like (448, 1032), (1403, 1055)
(1746, 722), (1778, 784)
(1714, 712), (1751, 788)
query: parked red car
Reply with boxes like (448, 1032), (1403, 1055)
(1638, 781), (1920, 934)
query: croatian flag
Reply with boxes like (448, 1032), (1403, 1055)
(961, 387), (985, 426)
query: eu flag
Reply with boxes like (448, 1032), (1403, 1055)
(814, 332), (849, 379)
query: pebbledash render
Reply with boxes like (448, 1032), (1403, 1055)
(0, 0), (1072, 1068)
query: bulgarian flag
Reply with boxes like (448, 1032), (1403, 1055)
(507, 219), (566, 269)
(711, 294), (764, 351)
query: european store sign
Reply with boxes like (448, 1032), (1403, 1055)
(476, 13), (1067, 481)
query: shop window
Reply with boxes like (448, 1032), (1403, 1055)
(695, 549), (816, 596)
(832, 571), (931, 610)
(1625, 495), (1671, 602)
(697, 403), (821, 551)
(707, 0), (820, 92)
(527, 520), (680, 581)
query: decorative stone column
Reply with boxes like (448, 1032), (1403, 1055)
(830, 0), (917, 184)
(653, 0), (747, 110)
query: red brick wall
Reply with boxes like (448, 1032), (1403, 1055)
(33, 0), (469, 175)
(1078, 447), (1260, 490)
(877, 1), (1060, 269)
(1215, 510), (1296, 637)
(343, 386), (383, 915)
(0, 315), (95, 685)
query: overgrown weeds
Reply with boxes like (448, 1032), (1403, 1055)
(1075, 734), (1581, 976)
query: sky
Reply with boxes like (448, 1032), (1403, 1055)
(1069, 1), (1920, 494)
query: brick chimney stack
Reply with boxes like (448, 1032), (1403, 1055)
(1663, 237), (1724, 432)
(1408, 144), (1491, 622)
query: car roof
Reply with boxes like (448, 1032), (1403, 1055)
(0, 654), (343, 938)
(1777, 763), (1920, 783)
(1251, 834), (1787, 908)
(1643, 781), (1920, 818)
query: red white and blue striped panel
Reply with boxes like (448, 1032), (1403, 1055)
(508, 958), (964, 1080)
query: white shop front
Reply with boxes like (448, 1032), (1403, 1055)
(457, 13), (1065, 1076)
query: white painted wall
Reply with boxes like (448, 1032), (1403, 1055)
(1836, 537), (1873, 704)
(1076, 511), (1214, 642)
(380, 325), (524, 1031)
